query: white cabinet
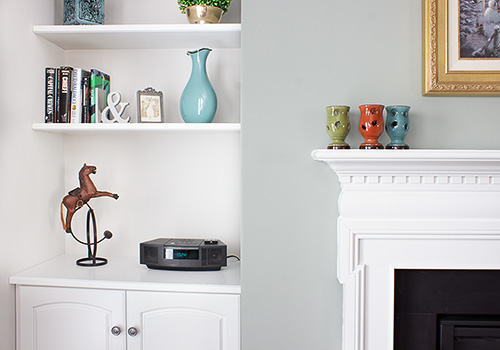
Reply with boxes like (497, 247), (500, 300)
(11, 255), (241, 350)
(127, 291), (239, 349)
(17, 286), (125, 350)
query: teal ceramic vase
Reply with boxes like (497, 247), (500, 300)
(385, 105), (410, 149)
(180, 48), (217, 123)
(325, 105), (351, 149)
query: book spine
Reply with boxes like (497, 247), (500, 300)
(44, 68), (56, 123)
(58, 66), (73, 123)
(81, 72), (91, 123)
(90, 68), (111, 123)
(54, 68), (61, 123)
(90, 70), (96, 123)
(70, 68), (83, 123)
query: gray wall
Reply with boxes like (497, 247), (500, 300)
(241, 0), (500, 349)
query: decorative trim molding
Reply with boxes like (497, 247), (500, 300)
(339, 175), (498, 185)
(345, 228), (500, 278)
(340, 226), (500, 350)
(312, 150), (500, 182)
(312, 150), (500, 350)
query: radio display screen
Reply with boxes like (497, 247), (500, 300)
(165, 248), (199, 260)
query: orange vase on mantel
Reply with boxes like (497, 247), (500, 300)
(358, 104), (385, 149)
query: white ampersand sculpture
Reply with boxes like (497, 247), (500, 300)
(101, 91), (130, 123)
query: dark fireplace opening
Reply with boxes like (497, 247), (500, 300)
(394, 270), (500, 350)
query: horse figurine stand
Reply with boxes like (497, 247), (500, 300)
(68, 203), (112, 266)
(60, 164), (119, 267)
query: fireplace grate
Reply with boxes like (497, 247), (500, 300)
(394, 270), (500, 350)
(440, 317), (500, 350)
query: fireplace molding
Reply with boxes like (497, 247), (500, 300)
(312, 149), (500, 350)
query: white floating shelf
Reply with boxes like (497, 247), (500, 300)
(32, 122), (240, 135)
(33, 24), (241, 50)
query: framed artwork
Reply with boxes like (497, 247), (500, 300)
(423, 0), (500, 95)
(137, 87), (164, 123)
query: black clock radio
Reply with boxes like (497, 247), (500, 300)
(140, 238), (227, 271)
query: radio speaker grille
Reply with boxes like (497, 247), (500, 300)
(208, 248), (223, 264)
(143, 246), (159, 264)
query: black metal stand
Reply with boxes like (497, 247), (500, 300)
(69, 204), (113, 267)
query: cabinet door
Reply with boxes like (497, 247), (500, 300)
(17, 286), (125, 350)
(127, 291), (240, 350)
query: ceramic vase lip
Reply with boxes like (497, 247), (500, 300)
(326, 105), (350, 110)
(385, 105), (411, 109)
(359, 104), (385, 109)
(187, 47), (212, 55)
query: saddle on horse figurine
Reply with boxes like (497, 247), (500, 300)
(68, 188), (83, 199)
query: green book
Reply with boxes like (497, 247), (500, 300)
(89, 69), (110, 123)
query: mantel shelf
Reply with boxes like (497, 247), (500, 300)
(32, 122), (240, 135)
(33, 24), (241, 50)
(312, 149), (500, 175)
(312, 149), (500, 188)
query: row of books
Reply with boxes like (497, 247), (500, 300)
(45, 67), (110, 123)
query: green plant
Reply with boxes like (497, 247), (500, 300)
(178, 0), (232, 13)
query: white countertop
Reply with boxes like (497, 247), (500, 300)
(10, 254), (240, 294)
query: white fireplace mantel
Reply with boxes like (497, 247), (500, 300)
(312, 149), (500, 181)
(312, 149), (500, 350)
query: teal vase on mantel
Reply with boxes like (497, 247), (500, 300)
(180, 48), (217, 123)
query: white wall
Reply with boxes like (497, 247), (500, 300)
(241, 0), (500, 349)
(63, 132), (241, 258)
(53, 0), (241, 25)
(0, 1), (65, 349)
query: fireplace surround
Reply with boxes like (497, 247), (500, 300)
(312, 150), (500, 350)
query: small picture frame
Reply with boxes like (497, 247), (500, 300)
(137, 87), (164, 123)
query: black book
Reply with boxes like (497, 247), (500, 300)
(44, 67), (57, 123)
(54, 68), (61, 122)
(58, 66), (73, 123)
(81, 74), (90, 123)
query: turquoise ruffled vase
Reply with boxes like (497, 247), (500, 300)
(180, 48), (217, 123)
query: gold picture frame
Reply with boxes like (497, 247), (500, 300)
(423, 0), (500, 95)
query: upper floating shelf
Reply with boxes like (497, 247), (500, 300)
(32, 122), (240, 135)
(33, 24), (241, 50)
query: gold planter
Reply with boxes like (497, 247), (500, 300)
(185, 5), (223, 24)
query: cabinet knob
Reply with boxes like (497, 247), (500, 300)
(128, 327), (139, 337)
(111, 326), (121, 336)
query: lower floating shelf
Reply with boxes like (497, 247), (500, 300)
(32, 122), (240, 135)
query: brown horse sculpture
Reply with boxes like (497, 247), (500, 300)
(61, 164), (119, 233)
